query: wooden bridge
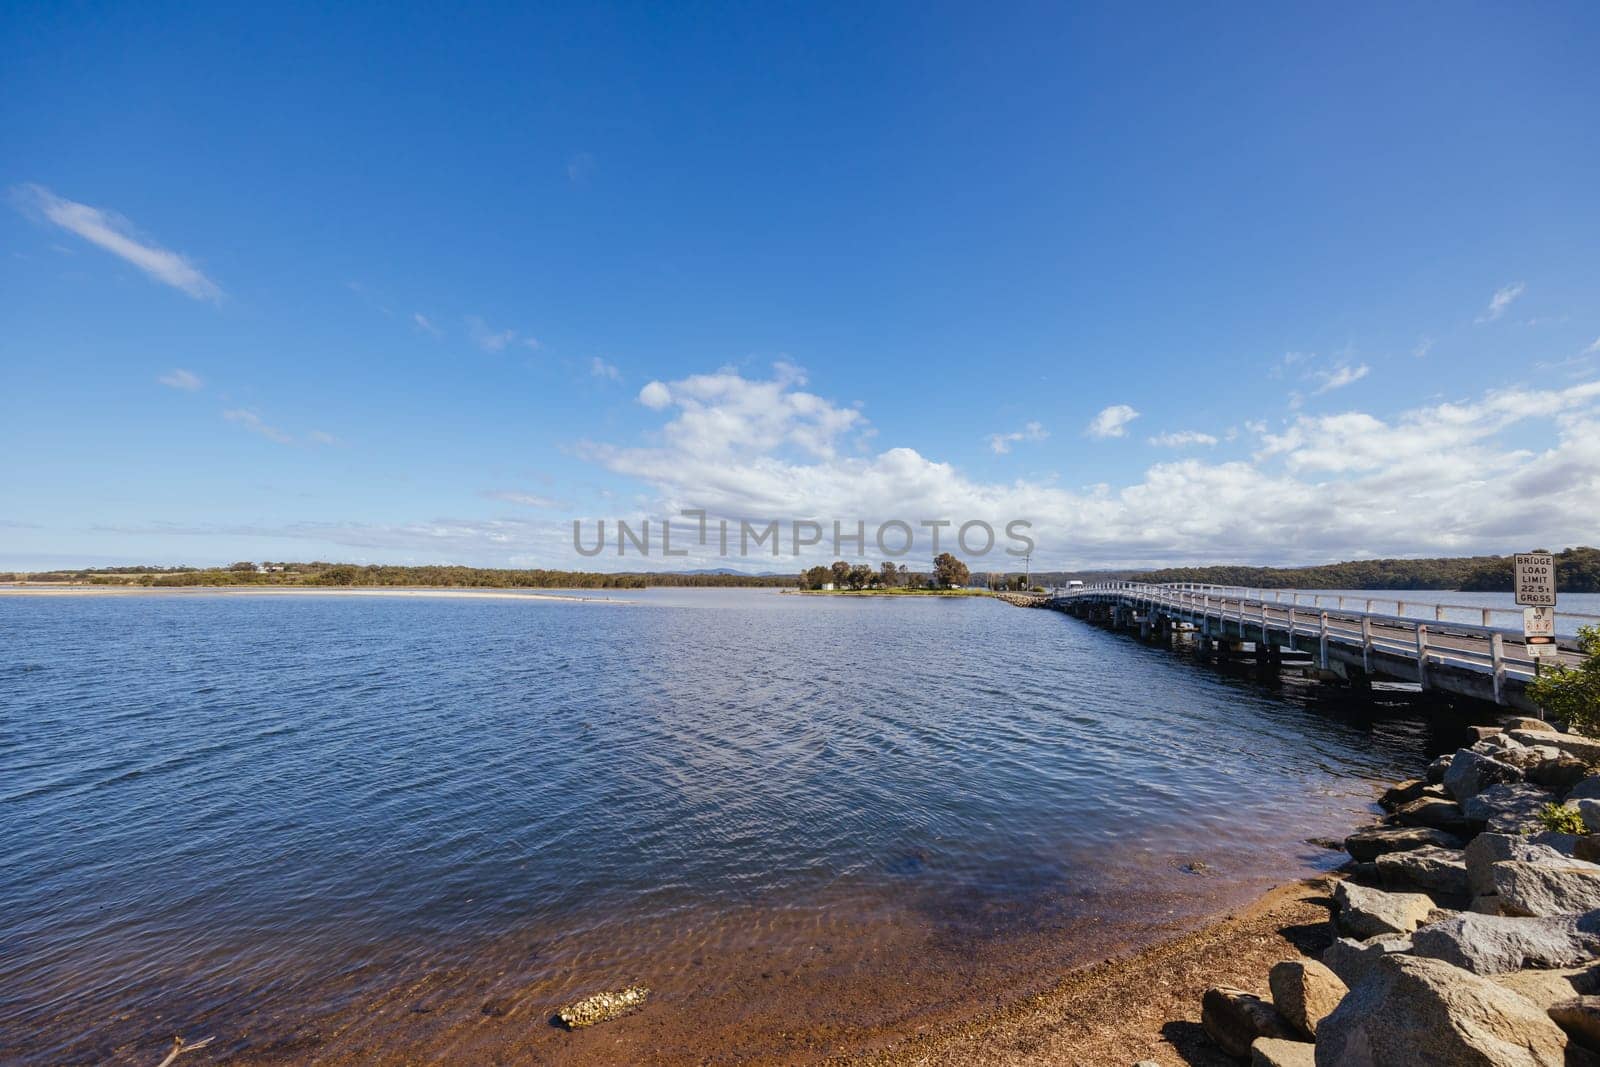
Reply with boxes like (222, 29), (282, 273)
(1044, 582), (1597, 714)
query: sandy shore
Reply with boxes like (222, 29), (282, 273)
(856, 875), (1337, 1067)
(0, 585), (625, 603)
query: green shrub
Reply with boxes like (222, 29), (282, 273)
(1529, 625), (1600, 736)
(1535, 802), (1587, 835)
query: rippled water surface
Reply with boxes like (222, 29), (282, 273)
(2, 589), (1454, 1063)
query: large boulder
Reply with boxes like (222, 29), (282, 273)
(1464, 834), (1584, 897)
(1579, 798), (1600, 833)
(1549, 996), (1600, 1053)
(1314, 955), (1568, 1066)
(1395, 796), (1475, 836)
(1500, 744), (1563, 772)
(1512, 730), (1600, 764)
(1427, 754), (1453, 784)
(1490, 967), (1600, 1010)
(1269, 958), (1348, 1040)
(1346, 825), (1464, 863)
(1568, 778), (1600, 802)
(1376, 845), (1469, 897)
(1251, 1036), (1315, 1066)
(1322, 935), (1413, 988)
(1378, 778), (1430, 811)
(1410, 911), (1600, 975)
(1494, 861), (1600, 918)
(1462, 782), (1553, 833)
(1333, 881), (1436, 939)
(1528, 756), (1592, 793)
(1444, 749), (1524, 802)
(1201, 986), (1295, 1059)
(1508, 717), (1560, 733)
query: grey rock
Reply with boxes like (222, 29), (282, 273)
(1463, 781), (1553, 833)
(1468, 724), (1509, 742)
(1568, 778), (1600, 802)
(1333, 881), (1436, 939)
(1444, 749), (1525, 802)
(1321, 935), (1413, 988)
(1395, 795), (1474, 835)
(1427, 753), (1452, 784)
(1314, 955), (1568, 1066)
(1501, 744), (1563, 771)
(1410, 910), (1600, 975)
(1201, 986), (1295, 1060)
(1471, 895), (1504, 914)
(1345, 824), (1465, 863)
(1580, 798), (1600, 833)
(1513, 730), (1600, 763)
(1268, 958), (1347, 1040)
(1494, 861), (1600, 917)
(1508, 716), (1560, 733)
(1530, 756), (1592, 793)
(1465, 833), (1583, 897)
(1532, 830), (1583, 855)
(1251, 1036), (1315, 1067)
(1376, 845), (1469, 897)
(1490, 967), (1599, 1010)
(1378, 778), (1429, 811)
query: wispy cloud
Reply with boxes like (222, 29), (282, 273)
(12, 184), (222, 301)
(987, 420), (1048, 454)
(1312, 363), (1370, 395)
(567, 152), (595, 183)
(1413, 337), (1435, 359)
(223, 408), (293, 444)
(158, 368), (203, 392)
(466, 315), (538, 353)
(1587, 337), (1600, 354)
(1086, 404), (1139, 439)
(481, 489), (562, 509)
(1477, 281), (1526, 323)
(223, 409), (337, 447)
(413, 313), (442, 337)
(1148, 430), (1218, 448)
(590, 357), (621, 382)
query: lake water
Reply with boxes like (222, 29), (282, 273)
(1, 588), (1482, 1063)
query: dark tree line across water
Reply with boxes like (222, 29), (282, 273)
(5, 547), (1597, 592)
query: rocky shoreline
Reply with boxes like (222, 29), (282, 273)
(1184, 715), (1600, 1066)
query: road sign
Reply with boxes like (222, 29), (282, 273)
(1524, 606), (1556, 639)
(1514, 553), (1557, 606)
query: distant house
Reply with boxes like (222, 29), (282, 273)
(820, 582), (835, 591)
(262, 564), (286, 573)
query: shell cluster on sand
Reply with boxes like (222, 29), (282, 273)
(555, 985), (650, 1029)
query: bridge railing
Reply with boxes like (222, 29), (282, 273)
(1053, 581), (1600, 638)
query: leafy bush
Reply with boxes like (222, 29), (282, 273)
(1529, 625), (1600, 737)
(1535, 802), (1587, 835)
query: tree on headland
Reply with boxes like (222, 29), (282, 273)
(932, 553), (970, 589)
(1529, 625), (1600, 736)
(227, 561), (258, 572)
(830, 560), (853, 588)
(881, 561), (900, 587)
(800, 565), (831, 590)
(847, 563), (873, 590)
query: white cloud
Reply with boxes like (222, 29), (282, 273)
(159, 368), (203, 392)
(481, 490), (562, 509)
(1478, 281), (1526, 323)
(1413, 337), (1435, 359)
(466, 315), (520, 353)
(1312, 363), (1370, 394)
(987, 421), (1048, 454)
(223, 409), (293, 445)
(13, 184), (222, 301)
(223, 409), (335, 447)
(591, 357), (621, 382)
(1086, 404), (1139, 439)
(1148, 430), (1218, 448)
(413, 313), (442, 337)
(1586, 337), (1600, 354)
(638, 381), (672, 409)
(575, 367), (1600, 568)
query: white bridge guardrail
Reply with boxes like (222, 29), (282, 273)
(1051, 581), (1599, 701)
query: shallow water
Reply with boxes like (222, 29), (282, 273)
(1, 589), (1457, 1063)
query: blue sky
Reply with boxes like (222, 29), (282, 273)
(3, 3), (1599, 571)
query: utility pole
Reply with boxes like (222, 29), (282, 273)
(1024, 550), (1031, 591)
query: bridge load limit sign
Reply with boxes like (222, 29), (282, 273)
(1515, 552), (1557, 607)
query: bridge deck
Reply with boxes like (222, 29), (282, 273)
(1047, 582), (1597, 713)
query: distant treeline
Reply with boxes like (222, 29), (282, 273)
(12, 562), (796, 589)
(1037, 546), (1600, 593)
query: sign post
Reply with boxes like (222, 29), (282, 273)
(1516, 555), (1559, 693)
